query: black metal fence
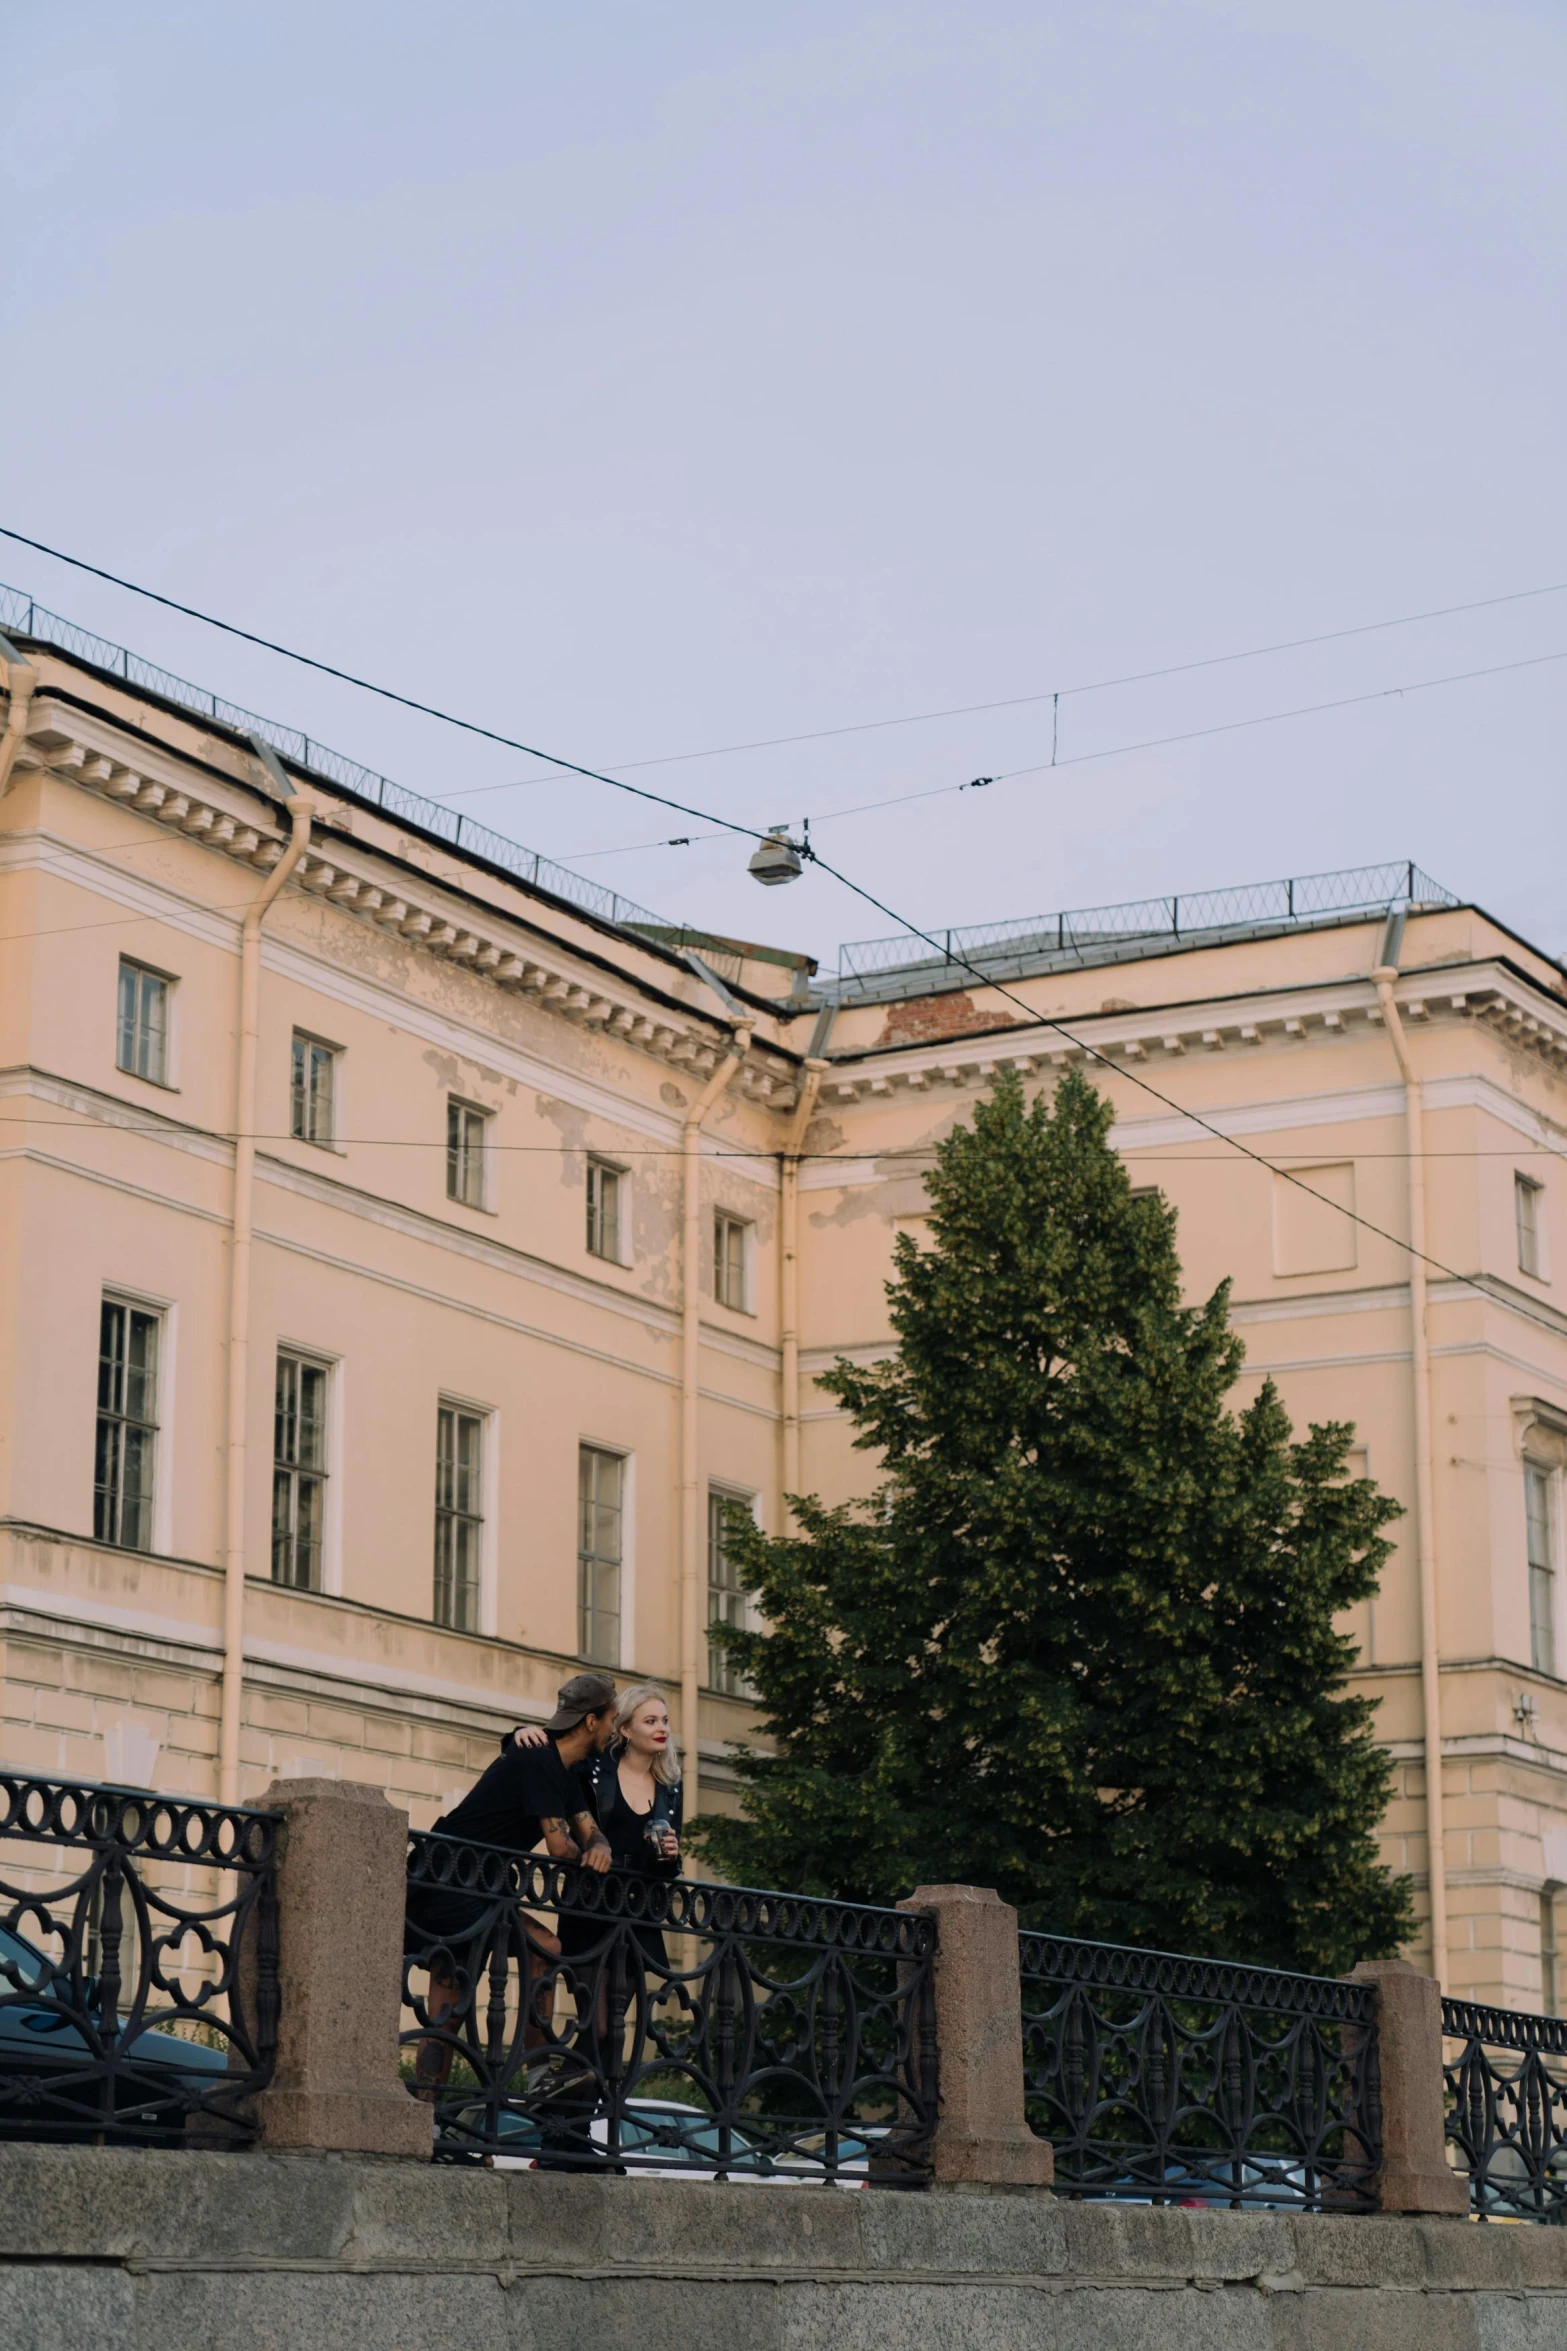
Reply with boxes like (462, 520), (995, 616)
(1443, 1996), (1567, 2222)
(402, 1833), (937, 2182)
(0, 1772), (279, 2146)
(1019, 1932), (1381, 2210)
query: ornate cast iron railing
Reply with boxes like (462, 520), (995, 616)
(1019, 1932), (1381, 2209)
(0, 1771), (279, 2146)
(1443, 1996), (1567, 2221)
(402, 1833), (937, 2182)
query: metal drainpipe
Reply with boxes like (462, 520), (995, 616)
(1372, 916), (1448, 1986)
(219, 765), (315, 1805)
(779, 1023), (834, 1528)
(680, 1024), (752, 1823)
(0, 639), (37, 797)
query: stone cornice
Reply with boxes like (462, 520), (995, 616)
(10, 694), (801, 1112)
(812, 962), (1567, 1104)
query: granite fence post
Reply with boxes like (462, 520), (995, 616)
(1350, 1956), (1468, 2215)
(898, 1883), (1053, 2191)
(255, 1776), (431, 2158)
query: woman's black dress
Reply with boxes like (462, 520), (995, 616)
(556, 1758), (683, 1973)
(599, 1767), (682, 1971)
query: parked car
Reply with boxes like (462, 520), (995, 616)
(0, 1920), (235, 2145)
(449, 2095), (877, 2184)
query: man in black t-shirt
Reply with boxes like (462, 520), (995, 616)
(434, 1671), (618, 1870)
(409, 1673), (618, 2096)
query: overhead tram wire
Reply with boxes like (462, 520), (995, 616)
(436, 576), (1567, 795)
(5, 527), (1563, 1326)
(6, 519), (1566, 813)
(559, 643), (1567, 862)
(0, 525), (769, 850)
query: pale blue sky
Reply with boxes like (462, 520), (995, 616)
(4, 2), (1563, 976)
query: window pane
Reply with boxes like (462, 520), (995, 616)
(117, 963), (138, 1073)
(140, 973), (167, 1083)
(587, 1164), (621, 1258)
(310, 1044), (333, 1142)
(94, 1416), (122, 1544)
(98, 1300), (125, 1415)
(123, 1310), (158, 1426)
(1532, 1566), (1555, 1675)
(297, 1363), (327, 1469)
(434, 1407), (484, 1628)
(96, 1298), (159, 1553)
(294, 1475), (325, 1587)
(274, 1354), (297, 1466)
(577, 1446), (623, 1661)
(1517, 1177), (1543, 1277)
(290, 1035), (308, 1139)
(271, 1465), (294, 1582)
(1527, 1467), (1553, 1569)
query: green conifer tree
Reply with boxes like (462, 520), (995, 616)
(697, 1068), (1413, 1974)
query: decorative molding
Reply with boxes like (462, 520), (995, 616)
(12, 704), (800, 1107)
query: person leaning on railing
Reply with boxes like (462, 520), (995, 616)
(512, 1681), (683, 1969)
(405, 1671), (619, 2098)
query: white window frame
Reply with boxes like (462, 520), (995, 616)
(706, 1482), (758, 1695)
(116, 957), (176, 1090)
(290, 1029), (340, 1150)
(94, 1289), (174, 1556)
(1516, 1173), (1548, 1282)
(577, 1440), (634, 1666)
(1542, 1885), (1561, 2018)
(272, 1346), (335, 1593)
(713, 1208), (753, 1313)
(1526, 1456), (1561, 1679)
(586, 1158), (630, 1266)
(446, 1097), (492, 1212)
(434, 1396), (493, 1634)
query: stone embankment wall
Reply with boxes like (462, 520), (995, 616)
(4, 2146), (1565, 2351)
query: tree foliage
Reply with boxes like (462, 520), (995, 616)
(696, 1068), (1413, 1973)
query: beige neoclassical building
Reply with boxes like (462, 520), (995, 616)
(2, 592), (1566, 2010)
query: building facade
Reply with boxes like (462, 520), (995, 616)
(2, 601), (1566, 2007)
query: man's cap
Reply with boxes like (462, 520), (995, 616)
(543, 1671), (618, 1732)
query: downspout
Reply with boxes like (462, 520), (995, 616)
(779, 1004), (836, 1529)
(1372, 908), (1447, 1986)
(680, 1020), (752, 1823)
(219, 739), (315, 1805)
(0, 635), (37, 797)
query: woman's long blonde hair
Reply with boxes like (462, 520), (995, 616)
(615, 1682), (681, 1788)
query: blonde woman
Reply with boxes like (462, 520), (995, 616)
(511, 1683), (682, 1961)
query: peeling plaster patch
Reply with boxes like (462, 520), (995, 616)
(419, 1046), (511, 1109)
(660, 1082), (689, 1111)
(802, 1115), (845, 1155)
(633, 1172), (679, 1304)
(535, 1092), (590, 1186)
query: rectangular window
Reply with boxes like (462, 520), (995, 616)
(1272, 1162), (1357, 1276)
(586, 1160), (624, 1262)
(577, 1445), (623, 1663)
(1543, 1889), (1560, 2018)
(290, 1032), (336, 1147)
(272, 1352), (329, 1590)
(1527, 1462), (1556, 1676)
(116, 960), (169, 1086)
(446, 1099), (489, 1208)
(707, 1488), (752, 1695)
(434, 1404), (484, 1631)
(1517, 1175), (1545, 1279)
(713, 1211), (749, 1310)
(94, 1299), (159, 1551)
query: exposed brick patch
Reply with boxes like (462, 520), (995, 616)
(877, 993), (1023, 1046)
